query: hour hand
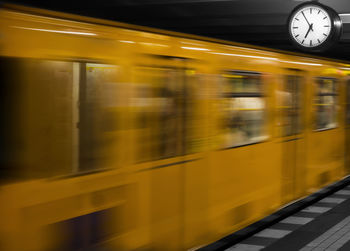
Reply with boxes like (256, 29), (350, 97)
(305, 23), (313, 38)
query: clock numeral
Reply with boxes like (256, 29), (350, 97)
(296, 34), (300, 38)
(310, 8), (312, 14)
(317, 39), (321, 43)
(318, 10), (321, 14)
(302, 39), (305, 44)
(295, 18), (299, 21)
(323, 16), (327, 19)
(310, 40), (312, 46)
(293, 27), (299, 29)
(323, 33), (327, 36)
(324, 25), (329, 27)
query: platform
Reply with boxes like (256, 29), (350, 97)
(199, 176), (350, 251)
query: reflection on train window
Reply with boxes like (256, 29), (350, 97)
(222, 71), (267, 148)
(279, 75), (302, 136)
(314, 78), (338, 131)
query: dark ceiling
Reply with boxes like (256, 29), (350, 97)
(5, 0), (350, 61)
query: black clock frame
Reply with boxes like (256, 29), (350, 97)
(287, 2), (342, 52)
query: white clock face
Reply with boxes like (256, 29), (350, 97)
(290, 5), (332, 48)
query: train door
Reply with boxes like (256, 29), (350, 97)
(132, 55), (208, 250)
(345, 79), (350, 174)
(279, 70), (306, 202)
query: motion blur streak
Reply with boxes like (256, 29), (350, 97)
(12, 26), (97, 36)
(280, 60), (324, 66)
(210, 51), (278, 61)
(181, 46), (210, 51)
(0, 4), (350, 251)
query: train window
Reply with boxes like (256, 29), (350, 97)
(133, 66), (202, 162)
(0, 58), (124, 181)
(0, 59), (77, 180)
(280, 75), (303, 136)
(133, 67), (184, 161)
(222, 71), (267, 148)
(79, 63), (122, 172)
(314, 78), (338, 131)
(0, 57), (20, 182)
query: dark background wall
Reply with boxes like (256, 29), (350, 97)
(4, 0), (350, 60)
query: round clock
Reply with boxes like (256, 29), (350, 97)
(288, 3), (342, 52)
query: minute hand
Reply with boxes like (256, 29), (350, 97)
(302, 11), (314, 31)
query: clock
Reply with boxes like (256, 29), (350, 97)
(288, 3), (342, 52)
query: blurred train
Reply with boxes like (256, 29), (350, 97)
(1, 4), (350, 251)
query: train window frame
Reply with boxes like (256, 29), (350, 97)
(221, 70), (268, 149)
(313, 77), (338, 132)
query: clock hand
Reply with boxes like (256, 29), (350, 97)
(305, 23), (313, 38)
(302, 11), (313, 30)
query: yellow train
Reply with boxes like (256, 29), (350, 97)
(0, 4), (350, 251)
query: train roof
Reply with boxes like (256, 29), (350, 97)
(1, 3), (349, 65)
